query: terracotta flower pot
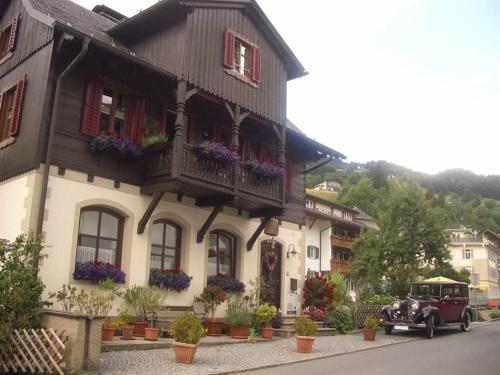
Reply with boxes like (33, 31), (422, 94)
(173, 342), (198, 364)
(226, 324), (233, 337)
(296, 335), (315, 353)
(144, 327), (160, 341)
(230, 324), (250, 339)
(363, 328), (377, 341)
(261, 325), (273, 339)
(132, 321), (149, 337)
(101, 327), (115, 342)
(206, 319), (223, 336)
(121, 325), (135, 340)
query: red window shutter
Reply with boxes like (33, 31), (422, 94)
(9, 76), (26, 136)
(8, 16), (19, 53)
(80, 77), (103, 136)
(223, 28), (235, 68)
(251, 46), (261, 83)
(130, 97), (146, 144)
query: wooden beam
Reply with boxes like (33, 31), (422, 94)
(224, 100), (235, 121)
(247, 216), (272, 251)
(137, 191), (165, 234)
(185, 87), (199, 101)
(197, 205), (223, 243)
(239, 110), (250, 122)
(249, 207), (284, 219)
(195, 194), (234, 208)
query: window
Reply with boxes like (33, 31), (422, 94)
(0, 16), (18, 62)
(208, 231), (236, 277)
(307, 246), (319, 259)
(223, 28), (261, 84)
(0, 77), (26, 144)
(464, 248), (472, 259)
(76, 206), (123, 267)
(0, 25), (12, 60)
(306, 200), (313, 209)
(99, 88), (129, 136)
(150, 220), (181, 270)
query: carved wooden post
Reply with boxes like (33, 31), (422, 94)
(172, 80), (187, 178)
(279, 124), (286, 204)
(231, 105), (241, 152)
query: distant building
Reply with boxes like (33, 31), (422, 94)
(446, 227), (500, 299)
(312, 180), (342, 193)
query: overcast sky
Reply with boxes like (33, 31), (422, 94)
(73, 0), (500, 176)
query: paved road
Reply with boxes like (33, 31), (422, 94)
(245, 321), (500, 375)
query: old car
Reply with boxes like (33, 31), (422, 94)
(381, 281), (472, 339)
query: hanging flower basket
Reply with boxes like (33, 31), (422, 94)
(194, 141), (239, 165)
(149, 269), (192, 292)
(89, 133), (143, 158)
(243, 160), (284, 180)
(73, 261), (126, 283)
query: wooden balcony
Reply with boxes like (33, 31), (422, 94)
(331, 258), (350, 274)
(143, 142), (284, 211)
(331, 234), (354, 249)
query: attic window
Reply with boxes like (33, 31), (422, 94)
(0, 16), (18, 64)
(223, 28), (261, 86)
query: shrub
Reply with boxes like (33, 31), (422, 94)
(195, 285), (226, 319)
(123, 286), (166, 321)
(302, 305), (326, 321)
(255, 303), (277, 325)
(303, 274), (335, 311)
(225, 297), (253, 326)
(171, 313), (205, 344)
(326, 306), (352, 333)
(364, 316), (380, 330)
(360, 294), (398, 305)
(73, 261), (126, 283)
(207, 274), (245, 293)
(295, 316), (317, 337)
(327, 271), (350, 305)
(149, 269), (192, 292)
(489, 310), (500, 319)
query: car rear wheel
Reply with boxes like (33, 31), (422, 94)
(425, 316), (434, 339)
(460, 312), (470, 332)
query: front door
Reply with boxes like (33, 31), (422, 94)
(260, 240), (281, 308)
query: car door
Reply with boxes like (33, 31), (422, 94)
(439, 284), (459, 322)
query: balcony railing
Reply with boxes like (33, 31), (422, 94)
(144, 142), (283, 204)
(331, 234), (353, 249)
(331, 258), (350, 274)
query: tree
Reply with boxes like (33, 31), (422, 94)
(421, 263), (471, 284)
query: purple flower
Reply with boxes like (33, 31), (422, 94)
(194, 141), (239, 165)
(149, 269), (192, 292)
(88, 134), (143, 157)
(244, 160), (284, 179)
(207, 274), (245, 293)
(73, 261), (126, 283)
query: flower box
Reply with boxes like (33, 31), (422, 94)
(89, 134), (143, 158)
(194, 141), (239, 165)
(207, 274), (245, 293)
(73, 261), (126, 284)
(149, 269), (192, 292)
(243, 160), (284, 180)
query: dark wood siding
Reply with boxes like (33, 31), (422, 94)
(282, 156), (306, 225)
(183, 7), (287, 125)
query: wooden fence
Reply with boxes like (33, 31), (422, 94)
(0, 328), (67, 375)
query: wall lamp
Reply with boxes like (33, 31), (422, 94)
(287, 244), (297, 258)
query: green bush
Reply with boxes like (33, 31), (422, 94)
(489, 310), (500, 319)
(326, 306), (352, 333)
(171, 313), (205, 344)
(255, 303), (277, 325)
(364, 316), (380, 330)
(360, 294), (398, 305)
(327, 271), (350, 305)
(225, 306), (253, 326)
(294, 316), (317, 337)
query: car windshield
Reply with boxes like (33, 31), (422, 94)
(409, 284), (440, 298)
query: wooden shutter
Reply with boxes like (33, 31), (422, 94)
(80, 77), (103, 136)
(8, 16), (19, 53)
(223, 28), (235, 68)
(9, 76), (26, 136)
(251, 46), (261, 83)
(130, 97), (146, 144)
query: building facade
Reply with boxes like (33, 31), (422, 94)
(0, 0), (344, 314)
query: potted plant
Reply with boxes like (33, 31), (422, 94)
(363, 316), (380, 341)
(295, 315), (318, 353)
(123, 286), (149, 336)
(195, 285), (226, 336)
(142, 287), (166, 341)
(225, 302), (253, 339)
(102, 319), (120, 341)
(171, 313), (205, 364)
(256, 303), (277, 339)
(119, 310), (135, 340)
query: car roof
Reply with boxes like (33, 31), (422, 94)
(412, 281), (468, 286)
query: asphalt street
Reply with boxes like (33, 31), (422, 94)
(244, 321), (500, 375)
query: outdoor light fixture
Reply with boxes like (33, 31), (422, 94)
(287, 244), (297, 258)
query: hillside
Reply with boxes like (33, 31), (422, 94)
(305, 160), (500, 233)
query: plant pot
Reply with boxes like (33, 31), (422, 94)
(230, 324), (250, 339)
(206, 319), (223, 336)
(363, 328), (377, 341)
(132, 321), (149, 336)
(296, 335), (315, 353)
(121, 325), (135, 340)
(144, 327), (160, 341)
(173, 342), (198, 364)
(261, 326), (273, 339)
(101, 327), (115, 342)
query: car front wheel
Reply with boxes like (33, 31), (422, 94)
(460, 312), (470, 332)
(425, 316), (434, 339)
(384, 324), (393, 335)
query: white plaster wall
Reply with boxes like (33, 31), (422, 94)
(38, 167), (305, 316)
(0, 173), (31, 241)
(304, 218), (331, 274)
(320, 225), (332, 272)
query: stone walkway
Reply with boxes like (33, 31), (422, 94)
(84, 332), (420, 375)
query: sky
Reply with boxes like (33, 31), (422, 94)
(72, 0), (500, 176)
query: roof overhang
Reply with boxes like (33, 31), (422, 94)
(305, 208), (366, 230)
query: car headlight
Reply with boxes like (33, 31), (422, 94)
(393, 301), (400, 309)
(411, 302), (419, 312)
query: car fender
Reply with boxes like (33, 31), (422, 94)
(422, 306), (442, 325)
(460, 306), (472, 321)
(381, 305), (394, 321)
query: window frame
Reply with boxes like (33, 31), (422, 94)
(208, 230), (237, 278)
(223, 28), (261, 87)
(150, 219), (182, 271)
(0, 84), (16, 143)
(307, 245), (319, 260)
(0, 15), (17, 66)
(76, 206), (124, 267)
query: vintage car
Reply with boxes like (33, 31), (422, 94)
(381, 281), (472, 339)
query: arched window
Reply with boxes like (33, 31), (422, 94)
(150, 220), (181, 270)
(76, 206), (123, 266)
(208, 230), (236, 277)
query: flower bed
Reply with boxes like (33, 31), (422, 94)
(194, 141), (239, 165)
(243, 160), (284, 179)
(73, 261), (126, 283)
(149, 269), (192, 292)
(207, 274), (245, 293)
(89, 134), (143, 157)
